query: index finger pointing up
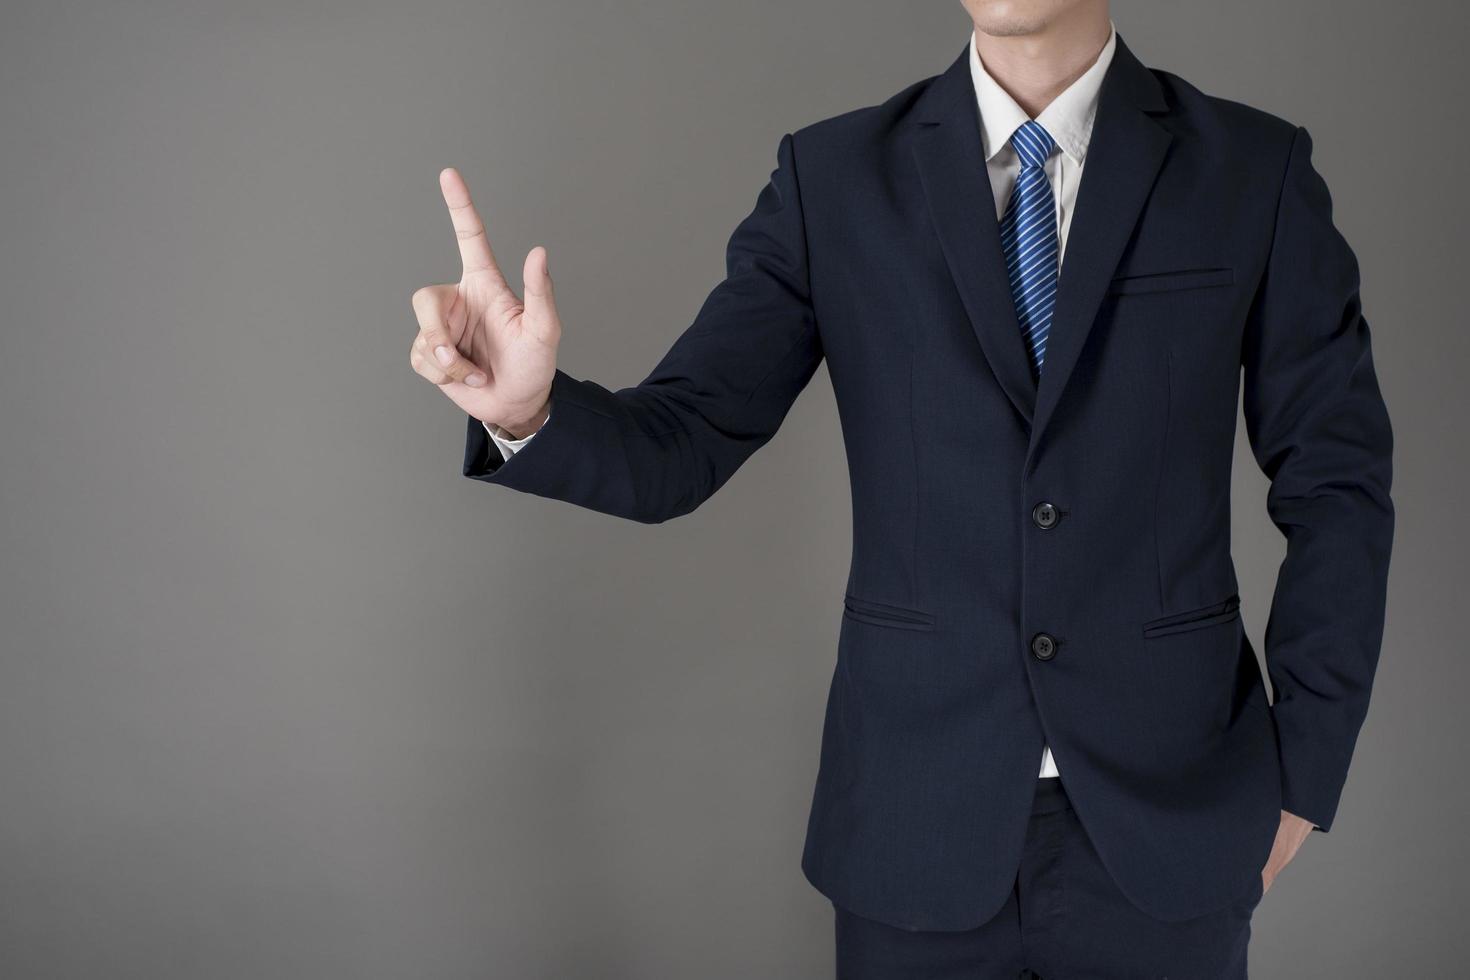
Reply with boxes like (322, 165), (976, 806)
(439, 167), (504, 281)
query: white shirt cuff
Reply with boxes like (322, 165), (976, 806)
(483, 407), (550, 461)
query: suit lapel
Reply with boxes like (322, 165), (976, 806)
(909, 32), (1172, 444)
(1026, 33), (1172, 461)
(912, 46), (1037, 425)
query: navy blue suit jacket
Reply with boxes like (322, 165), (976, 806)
(462, 32), (1394, 930)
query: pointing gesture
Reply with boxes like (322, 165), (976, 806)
(409, 167), (560, 437)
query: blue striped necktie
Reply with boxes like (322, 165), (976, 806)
(998, 120), (1059, 377)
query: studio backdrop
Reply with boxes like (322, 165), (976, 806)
(1, 1), (1465, 977)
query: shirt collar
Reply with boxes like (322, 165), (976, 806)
(968, 20), (1117, 166)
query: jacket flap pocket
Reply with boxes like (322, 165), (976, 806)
(1142, 594), (1241, 638)
(1107, 267), (1235, 295)
(843, 593), (936, 631)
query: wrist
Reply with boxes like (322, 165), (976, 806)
(495, 399), (551, 440)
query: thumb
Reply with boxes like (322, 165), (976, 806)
(521, 246), (561, 344)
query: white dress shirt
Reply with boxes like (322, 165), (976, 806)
(485, 22), (1119, 781)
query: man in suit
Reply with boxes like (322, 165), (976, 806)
(409, 0), (1394, 974)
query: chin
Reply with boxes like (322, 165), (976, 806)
(966, 0), (1076, 37)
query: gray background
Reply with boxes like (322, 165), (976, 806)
(1, 0), (1464, 976)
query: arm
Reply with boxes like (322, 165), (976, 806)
(462, 132), (823, 524)
(1241, 124), (1395, 833)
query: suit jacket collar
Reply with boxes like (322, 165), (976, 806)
(910, 30), (1172, 459)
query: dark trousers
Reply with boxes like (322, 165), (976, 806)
(833, 777), (1264, 979)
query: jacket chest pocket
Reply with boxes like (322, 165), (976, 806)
(1106, 266), (1235, 296)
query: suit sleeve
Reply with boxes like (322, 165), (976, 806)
(1241, 124), (1395, 832)
(460, 132), (823, 524)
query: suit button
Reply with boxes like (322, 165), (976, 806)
(1031, 632), (1057, 661)
(1032, 502), (1059, 529)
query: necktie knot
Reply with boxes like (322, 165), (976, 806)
(1010, 120), (1055, 169)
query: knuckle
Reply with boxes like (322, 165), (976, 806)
(412, 283), (449, 316)
(409, 348), (446, 384)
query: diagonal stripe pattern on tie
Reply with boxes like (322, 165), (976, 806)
(998, 119), (1059, 376)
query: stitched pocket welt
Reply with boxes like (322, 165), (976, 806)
(1141, 594), (1241, 638)
(1107, 267), (1235, 296)
(842, 593), (936, 632)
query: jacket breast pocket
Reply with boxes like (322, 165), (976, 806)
(842, 593), (936, 632)
(1141, 594), (1241, 638)
(1107, 266), (1235, 296)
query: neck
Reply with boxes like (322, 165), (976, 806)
(971, 11), (1112, 117)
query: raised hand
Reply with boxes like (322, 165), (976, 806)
(409, 167), (560, 437)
